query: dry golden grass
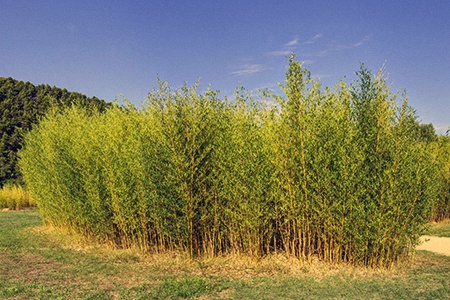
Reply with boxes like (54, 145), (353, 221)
(30, 224), (409, 284)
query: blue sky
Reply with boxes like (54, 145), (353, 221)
(1, 1), (449, 133)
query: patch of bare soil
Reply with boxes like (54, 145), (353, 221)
(416, 236), (450, 256)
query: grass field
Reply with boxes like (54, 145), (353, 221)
(426, 219), (450, 238)
(1, 209), (449, 299)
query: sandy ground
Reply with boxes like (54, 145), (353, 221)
(416, 236), (450, 256)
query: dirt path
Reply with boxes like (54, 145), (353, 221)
(416, 236), (450, 256)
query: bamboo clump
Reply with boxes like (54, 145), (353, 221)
(19, 56), (449, 268)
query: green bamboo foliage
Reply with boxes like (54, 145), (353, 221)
(214, 88), (276, 257)
(428, 135), (450, 221)
(19, 57), (446, 268)
(349, 68), (435, 267)
(274, 57), (312, 258)
(145, 82), (225, 257)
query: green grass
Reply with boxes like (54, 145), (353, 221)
(1, 209), (450, 299)
(425, 220), (450, 238)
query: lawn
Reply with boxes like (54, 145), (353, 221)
(1, 209), (449, 299)
(425, 219), (450, 238)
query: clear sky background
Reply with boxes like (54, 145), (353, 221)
(1, 1), (449, 133)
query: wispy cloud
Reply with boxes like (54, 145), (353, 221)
(313, 33), (323, 40)
(303, 50), (329, 58)
(266, 33), (370, 63)
(232, 64), (266, 76)
(330, 35), (371, 51)
(267, 34), (323, 56)
(284, 36), (299, 47)
(304, 33), (323, 45)
(303, 35), (371, 58)
(266, 36), (298, 56)
(266, 50), (292, 56)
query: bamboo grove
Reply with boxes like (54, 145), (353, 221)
(19, 56), (450, 268)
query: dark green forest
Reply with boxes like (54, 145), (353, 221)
(0, 77), (111, 186)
